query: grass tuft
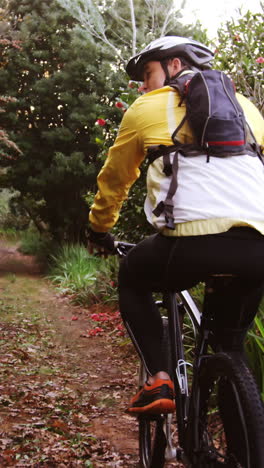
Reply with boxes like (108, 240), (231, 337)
(48, 244), (109, 299)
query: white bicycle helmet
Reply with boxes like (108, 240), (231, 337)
(126, 36), (214, 81)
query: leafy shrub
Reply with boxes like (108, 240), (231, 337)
(48, 243), (120, 305)
(0, 227), (18, 241)
(214, 8), (264, 112)
(18, 228), (55, 263)
(49, 244), (100, 291)
(74, 256), (119, 306)
(246, 306), (264, 400)
(0, 189), (30, 232)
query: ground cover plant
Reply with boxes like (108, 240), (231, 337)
(246, 304), (264, 400)
(48, 244), (119, 304)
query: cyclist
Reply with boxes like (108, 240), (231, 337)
(88, 36), (264, 415)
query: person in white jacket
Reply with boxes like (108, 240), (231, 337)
(89, 36), (264, 415)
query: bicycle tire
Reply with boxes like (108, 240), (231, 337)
(167, 293), (190, 449)
(189, 351), (264, 467)
(139, 415), (167, 468)
(138, 317), (173, 468)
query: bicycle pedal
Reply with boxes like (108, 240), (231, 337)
(165, 446), (177, 461)
(137, 414), (164, 422)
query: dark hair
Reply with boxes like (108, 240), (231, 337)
(163, 56), (192, 69)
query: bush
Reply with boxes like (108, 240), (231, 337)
(0, 190), (30, 232)
(214, 8), (264, 112)
(0, 227), (18, 241)
(18, 228), (54, 262)
(245, 306), (264, 400)
(74, 256), (119, 306)
(48, 243), (120, 305)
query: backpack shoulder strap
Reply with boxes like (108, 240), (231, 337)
(169, 71), (195, 97)
(152, 150), (179, 230)
(245, 122), (264, 163)
(169, 71), (196, 144)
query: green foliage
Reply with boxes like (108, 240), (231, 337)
(246, 305), (264, 399)
(190, 282), (204, 309)
(0, 188), (12, 222)
(213, 7), (264, 112)
(48, 244), (107, 296)
(18, 229), (40, 255)
(56, 0), (204, 62)
(0, 0), (125, 241)
(74, 257), (119, 306)
(0, 189), (30, 231)
(18, 227), (54, 261)
(0, 226), (18, 240)
(48, 243), (120, 305)
(112, 163), (154, 242)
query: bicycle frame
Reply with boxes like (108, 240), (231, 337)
(136, 289), (201, 465)
(162, 290), (202, 461)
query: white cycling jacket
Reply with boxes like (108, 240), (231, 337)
(89, 83), (264, 236)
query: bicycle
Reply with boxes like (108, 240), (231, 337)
(115, 241), (264, 468)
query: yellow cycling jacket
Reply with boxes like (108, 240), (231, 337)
(89, 84), (264, 236)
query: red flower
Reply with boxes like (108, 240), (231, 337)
(115, 101), (124, 108)
(96, 118), (106, 126)
(256, 57), (264, 64)
(115, 323), (125, 336)
(91, 312), (109, 322)
(87, 327), (104, 337)
(233, 34), (241, 41)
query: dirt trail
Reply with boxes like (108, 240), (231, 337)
(0, 241), (140, 466)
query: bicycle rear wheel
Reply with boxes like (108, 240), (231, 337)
(191, 352), (264, 467)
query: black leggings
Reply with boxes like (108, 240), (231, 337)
(118, 227), (264, 375)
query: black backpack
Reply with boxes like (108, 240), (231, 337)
(148, 69), (263, 230)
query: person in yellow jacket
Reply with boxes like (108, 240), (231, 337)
(89, 36), (264, 414)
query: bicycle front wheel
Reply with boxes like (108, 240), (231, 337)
(138, 316), (176, 468)
(139, 414), (167, 468)
(191, 352), (264, 468)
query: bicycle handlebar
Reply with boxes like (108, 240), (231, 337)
(114, 241), (135, 257)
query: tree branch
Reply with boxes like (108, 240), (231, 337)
(128, 0), (137, 56)
(57, 0), (125, 61)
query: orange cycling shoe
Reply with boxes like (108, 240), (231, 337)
(126, 379), (175, 415)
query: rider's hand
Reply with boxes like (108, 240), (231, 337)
(87, 228), (115, 257)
